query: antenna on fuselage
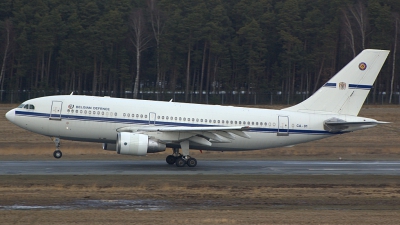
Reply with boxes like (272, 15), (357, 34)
(70, 92), (74, 95)
(169, 99), (173, 102)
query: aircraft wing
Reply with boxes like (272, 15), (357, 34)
(324, 118), (389, 133)
(116, 125), (251, 146)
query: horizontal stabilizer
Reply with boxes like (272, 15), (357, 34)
(324, 117), (385, 133)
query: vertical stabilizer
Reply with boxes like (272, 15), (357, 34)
(284, 49), (389, 116)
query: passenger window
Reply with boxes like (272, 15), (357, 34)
(102, 112), (104, 115)
(200, 119), (203, 122)
(127, 113), (130, 117)
(166, 116), (169, 120)
(123, 113), (126, 117)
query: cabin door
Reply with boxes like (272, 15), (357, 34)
(49, 101), (63, 120)
(149, 112), (157, 125)
(277, 116), (289, 136)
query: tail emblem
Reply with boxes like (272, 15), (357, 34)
(359, 62), (367, 71)
(339, 82), (347, 90)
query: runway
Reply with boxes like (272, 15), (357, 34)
(1, 160), (400, 175)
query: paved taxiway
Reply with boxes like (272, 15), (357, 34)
(1, 160), (400, 175)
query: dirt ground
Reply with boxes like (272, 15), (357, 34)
(1, 104), (400, 224)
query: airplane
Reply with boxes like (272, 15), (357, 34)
(5, 49), (390, 167)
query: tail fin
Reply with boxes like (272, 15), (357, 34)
(284, 49), (390, 116)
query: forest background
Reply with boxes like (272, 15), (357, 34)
(1, 0), (400, 105)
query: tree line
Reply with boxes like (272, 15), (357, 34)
(0, 0), (400, 104)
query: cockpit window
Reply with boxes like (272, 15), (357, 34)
(17, 104), (25, 108)
(23, 104), (35, 110)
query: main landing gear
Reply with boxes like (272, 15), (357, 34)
(52, 137), (62, 159)
(165, 141), (198, 167)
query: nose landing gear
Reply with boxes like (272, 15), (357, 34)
(52, 137), (62, 159)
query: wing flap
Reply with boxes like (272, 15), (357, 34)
(189, 136), (212, 146)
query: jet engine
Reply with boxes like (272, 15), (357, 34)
(116, 132), (166, 156)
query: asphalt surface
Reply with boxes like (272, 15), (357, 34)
(1, 160), (400, 175)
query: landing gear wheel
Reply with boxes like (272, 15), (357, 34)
(166, 155), (176, 165)
(175, 157), (186, 167)
(53, 150), (62, 159)
(187, 158), (197, 167)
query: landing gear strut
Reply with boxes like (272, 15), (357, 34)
(52, 138), (62, 159)
(165, 143), (198, 168)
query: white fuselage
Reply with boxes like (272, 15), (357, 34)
(6, 95), (375, 151)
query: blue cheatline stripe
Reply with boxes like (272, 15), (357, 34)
(15, 111), (333, 135)
(323, 83), (336, 88)
(349, 84), (372, 90)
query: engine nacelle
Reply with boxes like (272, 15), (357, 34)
(116, 132), (166, 156)
(102, 143), (116, 151)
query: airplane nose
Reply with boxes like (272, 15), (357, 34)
(5, 109), (15, 123)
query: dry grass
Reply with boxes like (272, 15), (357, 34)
(1, 104), (400, 224)
(1, 104), (400, 160)
(1, 175), (400, 224)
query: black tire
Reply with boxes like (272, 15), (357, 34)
(166, 155), (176, 165)
(175, 157), (186, 167)
(187, 158), (197, 167)
(53, 150), (62, 159)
